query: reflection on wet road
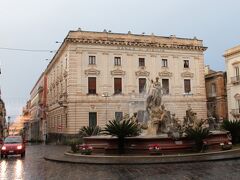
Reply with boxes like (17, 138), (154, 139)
(1, 144), (240, 180)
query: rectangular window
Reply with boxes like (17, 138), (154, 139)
(139, 78), (146, 93)
(139, 58), (145, 67)
(184, 79), (191, 93)
(89, 56), (96, 65)
(115, 112), (123, 121)
(211, 83), (216, 97)
(162, 79), (169, 94)
(88, 77), (96, 94)
(114, 78), (122, 94)
(162, 59), (168, 67)
(114, 57), (121, 66)
(184, 60), (189, 68)
(235, 67), (240, 81)
(236, 67), (240, 76)
(89, 112), (97, 128)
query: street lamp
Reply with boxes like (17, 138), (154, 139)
(6, 116), (11, 136)
(102, 92), (110, 123)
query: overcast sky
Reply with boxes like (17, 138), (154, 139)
(0, 0), (239, 120)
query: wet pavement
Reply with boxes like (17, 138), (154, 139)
(1, 144), (240, 180)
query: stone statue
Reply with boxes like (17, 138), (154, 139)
(183, 107), (196, 129)
(167, 113), (184, 139)
(157, 105), (172, 134)
(145, 77), (173, 135)
(207, 109), (218, 130)
(183, 107), (209, 130)
(143, 77), (213, 137)
(146, 77), (162, 114)
(207, 111), (218, 130)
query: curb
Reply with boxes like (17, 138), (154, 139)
(44, 148), (240, 165)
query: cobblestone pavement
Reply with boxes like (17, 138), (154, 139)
(1, 144), (240, 180)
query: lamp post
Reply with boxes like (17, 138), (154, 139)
(102, 92), (110, 124)
(7, 116), (10, 136)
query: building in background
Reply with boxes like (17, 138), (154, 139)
(0, 98), (6, 137)
(21, 100), (31, 141)
(29, 73), (47, 141)
(44, 30), (207, 140)
(224, 45), (240, 120)
(205, 65), (228, 120)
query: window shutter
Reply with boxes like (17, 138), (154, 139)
(114, 78), (122, 94)
(88, 77), (96, 94)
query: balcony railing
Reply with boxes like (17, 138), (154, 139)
(231, 76), (240, 84)
(231, 109), (240, 116)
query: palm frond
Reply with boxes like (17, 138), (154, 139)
(79, 126), (102, 137)
(104, 119), (141, 138)
(186, 126), (210, 152)
(222, 119), (240, 144)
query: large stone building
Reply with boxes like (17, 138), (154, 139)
(45, 30), (207, 139)
(29, 73), (47, 141)
(205, 65), (228, 120)
(224, 45), (240, 120)
(21, 100), (32, 141)
(0, 98), (6, 137)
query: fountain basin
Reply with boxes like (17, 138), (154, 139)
(83, 131), (231, 155)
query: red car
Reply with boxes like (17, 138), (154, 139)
(1, 136), (26, 158)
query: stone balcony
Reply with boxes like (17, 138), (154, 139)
(231, 109), (240, 118)
(231, 76), (240, 84)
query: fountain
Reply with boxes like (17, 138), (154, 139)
(83, 77), (231, 154)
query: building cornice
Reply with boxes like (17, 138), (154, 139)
(66, 37), (207, 52)
(232, 61), (240, 66)
(223, 45), (240, 58)
(205, 71), (225, 79)
(45, 30), (207, 75)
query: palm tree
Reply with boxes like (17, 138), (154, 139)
(79, 126), (102, 138)
(104, 119), (141, 154)
(186, 127), (210, 152)
(222, 119), (240, 144)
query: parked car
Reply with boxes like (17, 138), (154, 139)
(1, 136), (26, 158)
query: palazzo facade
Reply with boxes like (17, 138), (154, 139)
(45, 30), (207, 137)
(224, 45), (240, 119)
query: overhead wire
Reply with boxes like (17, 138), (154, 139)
(0, 46), (80, 54)
(0, 47), (55, 53)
